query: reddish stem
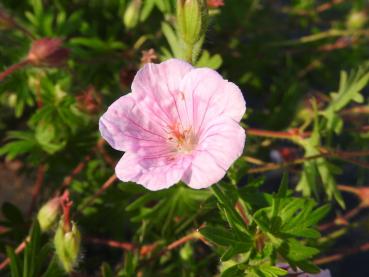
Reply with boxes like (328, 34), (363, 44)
(235, 201), (249, 225)
(78, 174), (118, 211)
(316, 0), (344, 13)
(0, 60), (29, 82)
(315, 241), (369, 265)
(85, 236), (135, 251)
(96, 138), (117, 167)
(61, 155), (91, 188)
(0, 237), (29, 270)
(28, 164), (46, 216)
(247, 128), (309, 140)
(319, 185), (368, 231)
(60, 191), (73, 233)
(319, 204), (364, 231)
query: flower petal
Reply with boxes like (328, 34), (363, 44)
(115, 152), (190, 191)
(179, 68), (246, 135)
(99, 94), (167, 152)
(182, 117), (245, 189)
(132, 59), (194, 126)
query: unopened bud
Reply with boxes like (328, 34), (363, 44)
(27, 38), (69, 67)
(37, 197), (60, 232)
(76, 85), (101, 114)
(347, 11), (367, 30)
(54, 219), (81, 273)
(123, 0), (141, 30)
(176, 0), (208, 45)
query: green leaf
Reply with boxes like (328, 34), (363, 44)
(221, 264), (244, 277)
(101, 262), (114, 277)
(256, 265), (288, 277)
(42, 256), (65, 277)
(329, 64), (369, 112)
(211, 184), (249, 236)
(200, 226), (251, 248)
(196, 50), (223, 69)
(140, 0), (155, 21)
(276, 173), (289, 198)
(279, 239), (319, 262)
(6, 246), (21, 277)
(323, 63), (369, 134)
(161, 22), (182, 58)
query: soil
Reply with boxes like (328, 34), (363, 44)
(0, 160), (33, 219)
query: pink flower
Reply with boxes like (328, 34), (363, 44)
(99, 59), (246, 190)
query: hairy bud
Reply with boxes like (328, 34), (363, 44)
(76, 85), (101, 114)
(54, 219), (81, 273)
(37, 197), (60, 232)
(176, 0), (208, 45)
(347, 11), (367, 30)
(123, 0), (141, 29)
(27, 38), (69, 67)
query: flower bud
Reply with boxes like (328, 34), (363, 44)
(54, 219), (81, 273)
(346, 11), (367, 30)
(27, 38), (69, 67)
(37, 197), (60, 232)
(123, 0), (141, 30)
(176, 0), (208, 45)
(76, 85), (101, 114)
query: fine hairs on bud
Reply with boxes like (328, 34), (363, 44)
(37, 197), (60, 232)
(53, 191), (81, 273)
(54, 219), (81, 273)
(176, 0), (208, 45)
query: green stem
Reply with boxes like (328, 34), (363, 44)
(182, 41), (194, 64)
(272, 29), (369, 46)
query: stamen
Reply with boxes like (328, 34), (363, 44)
(167, 123), (197, 153)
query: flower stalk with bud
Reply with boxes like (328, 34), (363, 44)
(176, 0), (208, 63)
(0, 38), (69, 82)
(37, 197), (60, 232)
(53, 191), (81, 273)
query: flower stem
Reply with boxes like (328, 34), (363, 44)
(0, 59), (29, 82)
(182, 40), (194, 64)
(247, 128), (308, 141)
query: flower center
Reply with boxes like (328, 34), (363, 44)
(167, 123), (197, 153)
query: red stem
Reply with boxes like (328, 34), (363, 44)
(28, 164), (46, 216)
(77, 174), (118, 211)
(61, 155), (92, 188)
(0, 60), (29, 82)
(0, 237), (29, 270)
(247, 128), (309, 140)
(85, 236), (135, 251)
(315, 241), (369, 265)
(60, 191), (73, 233)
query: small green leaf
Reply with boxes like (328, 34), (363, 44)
(200, 226), (251, 248)
(101, 262), (114, 277)
(6, 246), (21, 277)
(221, 264), (244, 277)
